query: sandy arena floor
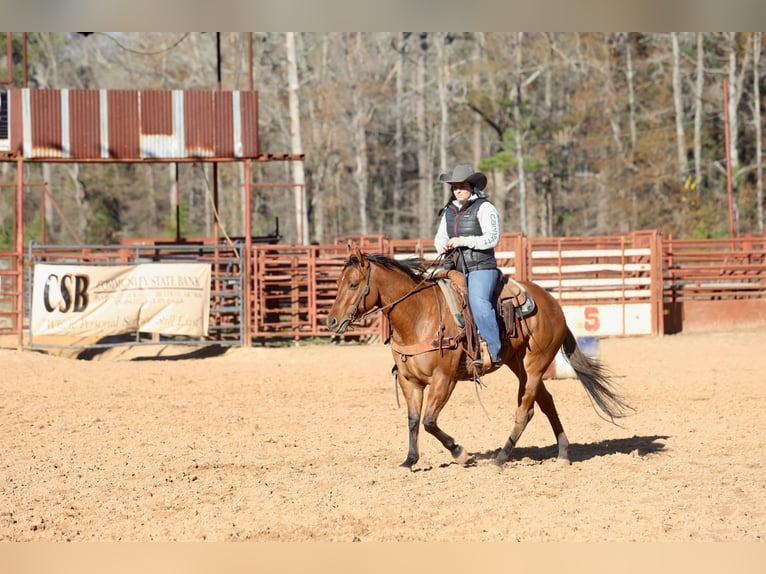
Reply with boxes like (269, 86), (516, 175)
(0, 328), (764, 542)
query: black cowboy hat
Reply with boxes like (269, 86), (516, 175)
(438, 164), (487, 191)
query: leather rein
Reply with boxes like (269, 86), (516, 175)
(345, 255), (461, 357)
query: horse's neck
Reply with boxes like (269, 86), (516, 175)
(377, 272), (440, 342)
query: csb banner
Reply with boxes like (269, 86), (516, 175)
(31, 263), (211, 338)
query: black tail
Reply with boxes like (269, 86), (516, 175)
(562, 328), (633, 423)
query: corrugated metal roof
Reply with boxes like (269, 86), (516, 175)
(69, 89), (101, 158)
(4, 88), (260, 161)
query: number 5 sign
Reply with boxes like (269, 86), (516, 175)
(563, 303), (652, 336)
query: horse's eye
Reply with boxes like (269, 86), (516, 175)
(349, 282), (359, 289)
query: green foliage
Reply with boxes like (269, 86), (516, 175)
(24, 211), (44, 246)
(86, 191), (121, 244)
(165, 201), (191, 239)
(478, 149), (513, 172)
(0, 215), (12, 250)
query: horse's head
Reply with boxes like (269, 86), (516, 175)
(326, 242), (375, 333)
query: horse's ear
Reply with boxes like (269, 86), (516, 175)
(353, 245), (366, 267)
(348, 241), (367, 269)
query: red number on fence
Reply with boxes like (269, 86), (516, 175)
(584, 306), (600, 332)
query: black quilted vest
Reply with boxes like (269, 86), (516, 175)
(443, 197), (497, 273)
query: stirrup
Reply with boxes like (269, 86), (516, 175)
(476, 340), (492, 369)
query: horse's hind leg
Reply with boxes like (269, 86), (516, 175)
(494, 366), (536, 469)
(495, 363), (569, 468)
(422, 377), (470, 465)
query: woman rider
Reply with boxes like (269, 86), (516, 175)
(434, 164), (503, 368)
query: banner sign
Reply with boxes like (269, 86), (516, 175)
(31, 263), (211, 338)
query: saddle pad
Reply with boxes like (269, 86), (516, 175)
(437, 279), (465, 327)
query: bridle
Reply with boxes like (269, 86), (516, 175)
(342, 254), (446, 327)
(343, 261), (373, 326)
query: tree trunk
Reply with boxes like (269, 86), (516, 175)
(472, 33), (484, 168)
(694, 33), (704, 196)
(307, 35), (332, 243)
(42, 163), (55, 241)
(286, 32), (309, 244)
(754, 32), (764, 232)
(671, 33), (688, 181)
(436, 33), (450, 205)
(626, 34), (637, 149)
(512, 33), (528, 234)
(344, 33), (369, 236)
(392, 33), (406, 239)
(727, 33), (740, 171)
(416, 33), (431, 239)
(66, 164), (89, 242)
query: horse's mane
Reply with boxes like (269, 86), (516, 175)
(346, 253), (431, 283)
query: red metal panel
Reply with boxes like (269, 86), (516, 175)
(30, 89), (62, 157)
(9, 89), (22, 156)
(7, 88), (263, 161)
(107, 90), (139, 159)
(239, 90), (259, 157)
(68, 90), (100, 159)
(215, 91), (234, 157)
(184, 90), (215, 157)
(140, 90), (172, 135)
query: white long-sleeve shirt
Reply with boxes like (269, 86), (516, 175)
(434, 195), (501, 252)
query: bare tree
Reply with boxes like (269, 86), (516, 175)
(754, 32), (764, 232)
(415, 33), (431, 238)
(671, 33), (688, 181)
(625, 34), (638, 150)
(471, 33), (485, 169)
(512, 32), (528, 234)
(435, 33), (451, 204)
(693, 33), (704, 195)
(286, 32), (308, 244)
(392, 33), (408, 239)
(346, 33), (371, 236)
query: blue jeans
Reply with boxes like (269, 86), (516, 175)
(467, 269), (501, 362)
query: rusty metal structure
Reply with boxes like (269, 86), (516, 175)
(0, 84), (303, 348)
(2, 88), (262, 161)
(19, 230), (764, 349)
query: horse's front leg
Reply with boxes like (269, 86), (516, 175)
(423, 375), (470, 465)
(398, 375), (424, 469)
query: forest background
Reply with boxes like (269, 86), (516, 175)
(0, 32), (764, 247)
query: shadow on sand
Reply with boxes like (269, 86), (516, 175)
(74, 335), (230, 361)
(470, 434), (668, 464)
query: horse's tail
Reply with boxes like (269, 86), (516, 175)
(562, 327), (633, 423)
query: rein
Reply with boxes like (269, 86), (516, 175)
(355, 253), (448, 323)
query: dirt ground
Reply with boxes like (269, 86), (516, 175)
(0, 327), (764, 542)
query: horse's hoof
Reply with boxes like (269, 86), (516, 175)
(555, 457), (571, 466)
(399, 460), (416, 471)
(453, 446), (470, 465)
(489, 461), (504, 473)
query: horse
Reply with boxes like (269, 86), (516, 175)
(326, 243), (631, 471)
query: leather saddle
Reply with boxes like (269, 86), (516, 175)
(430, 269), (536, 360)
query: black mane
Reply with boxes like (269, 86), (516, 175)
(346, 253), (431, 282)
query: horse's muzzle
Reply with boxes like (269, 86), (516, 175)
(326, 315), (351, 333)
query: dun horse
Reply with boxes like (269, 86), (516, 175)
(326, 243), (631, 470)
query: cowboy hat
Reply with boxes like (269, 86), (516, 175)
(438, 164), (487, 191)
